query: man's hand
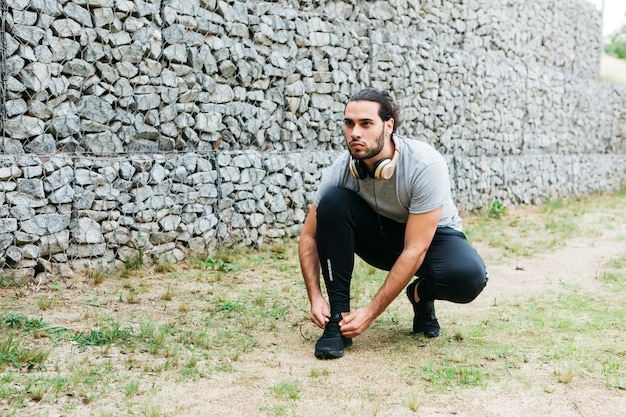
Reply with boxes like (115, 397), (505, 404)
(310, 296), (330, 328)
(338, 306), (375, 338)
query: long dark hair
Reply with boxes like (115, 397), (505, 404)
(347, 88), (402, 133)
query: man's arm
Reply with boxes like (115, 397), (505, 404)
(339, 206), (443, 338)
(298, 204), (330, 328)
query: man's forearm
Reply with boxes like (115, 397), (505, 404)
(299, 236), (323, 301)
(368, 247), (426, 317)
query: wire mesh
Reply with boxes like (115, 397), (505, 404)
(0, 0), (619, 286)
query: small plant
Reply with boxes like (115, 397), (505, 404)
(3, 314), (46, 331)
(91, 269), (106, 285)
(204, 256), (243, 272)
(37, 296), (54, 311)
(161, 285), (175, 301)
(125, 287), (139, 304)
(155, 259), (175, 274)
(125, 378), (140, 397)
(121, 248), (145, 277)
(406, 395), (421, 412)
(488, 200), (507, 218)
(144, 403), (166, 417)
(0, 273), (18, 288)
(215, 300), (243, 313)
(557, 368), (574, 384)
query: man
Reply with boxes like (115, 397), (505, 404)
(299, 88), (487, 359)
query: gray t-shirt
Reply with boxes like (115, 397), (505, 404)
(314, 134), (462, 231)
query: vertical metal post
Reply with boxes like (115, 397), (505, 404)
(0, 0), (7, 143)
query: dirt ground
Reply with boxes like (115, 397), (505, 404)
(199, 208), (626, 417)
(152, 206), (626, 417)
(2, 199), (622, 417)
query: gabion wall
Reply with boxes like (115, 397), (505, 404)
(1, 0), (625, 283)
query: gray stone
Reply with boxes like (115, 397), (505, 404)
(0, 219), (19, 233)
(49, 115), (81, 137)
(52, 19), (83, 37)
(17, 179), (45, 198)
(6, 99), (28, 117)
(71, 217), (105, 244)
(4, 116), (45, 139)
(78, 96), (115, 124)
(21, 214), (71, 235)
(44, 166), (73, 191)
(81, 132), (124, 155)
(63, 59), (96, 77)
(93, 7), (115, 27)
(49, 185), (75, 204)
(12, 24), (46, 45)
(39, 231), (71, 257)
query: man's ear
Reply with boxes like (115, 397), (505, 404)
(386, 118), (395, 135)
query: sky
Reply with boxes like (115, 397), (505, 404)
(590, 0), (626, 37)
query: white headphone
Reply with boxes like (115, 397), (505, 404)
(349, 138), (400, 180)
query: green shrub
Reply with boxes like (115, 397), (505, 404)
(605, 25), (626, 59)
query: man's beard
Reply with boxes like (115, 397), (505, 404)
(349, 127), (385, 161)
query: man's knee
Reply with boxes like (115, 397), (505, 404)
(455, 262), (487, 304)
(317, 187), (357, 221)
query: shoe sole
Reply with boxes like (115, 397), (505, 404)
(314, 349), (344, 359)
(314, 338), (352, 359)
(413, 328), (440, 338)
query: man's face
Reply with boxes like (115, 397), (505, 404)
(343, 100), (393, 161)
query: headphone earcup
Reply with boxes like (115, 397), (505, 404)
(372, 158), (392, 180)
(374, 147), (400, 180)
(349, 158), (368, 179)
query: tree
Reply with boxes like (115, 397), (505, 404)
(605, 21), (626, 59)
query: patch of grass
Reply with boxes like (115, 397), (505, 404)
(3, 313), (47, 332)
(204, 254), (243, 272)
(155, 260), (175, 274)
(271, 380), (301, 400)
(89, 268), (107, 285)
(0, 329), (49, 371)
(602, 359), (625, 390)
(598, 252), (626, 291)
(125, 378), (140, 397)
(72, 320), (134, 348)
(36, 295), (55, 311)
(465, 191), (624, 258)
(422, 363), (487, 388)
(310, 367), (329, 378)
(121, 248), (145, 278)
(161, 284), (175, 301)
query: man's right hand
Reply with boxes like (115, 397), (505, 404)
(310, 297), (330, 328)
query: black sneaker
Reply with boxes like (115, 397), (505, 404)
(406, 279), (440, 338)
(314, 313), (353, 359)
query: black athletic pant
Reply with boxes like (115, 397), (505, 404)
(316, 187), (487, 315)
